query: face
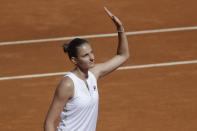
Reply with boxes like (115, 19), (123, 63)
(72, 43), (95, 70)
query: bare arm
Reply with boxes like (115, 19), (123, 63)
(44, 77), (74, 131)
(91, 7), (130, 79)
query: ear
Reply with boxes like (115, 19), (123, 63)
(71, 57), (78, 65)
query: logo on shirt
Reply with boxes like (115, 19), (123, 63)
(93, 85), (97, 91)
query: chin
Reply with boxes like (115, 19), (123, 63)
(89, 64), (95, 68)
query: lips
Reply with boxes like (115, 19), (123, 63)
(89, 59), (94, 64)
(89, 62), (94, 65)
(89, 61), (95, 67)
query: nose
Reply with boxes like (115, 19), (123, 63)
(89, 53), (94, 61)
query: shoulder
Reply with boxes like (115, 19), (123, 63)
(59, 76), (74, 89)
(56, 76), (74, 99)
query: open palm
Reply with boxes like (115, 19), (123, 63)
(104, 7), (123, 29)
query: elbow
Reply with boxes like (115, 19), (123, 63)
(118, 53), (130, 62)
(120, 53), (130, 63)
(125, 52), (130, 61)
(118, 51), (130, 60)
(126, 49), (131, 59)
(123, 49), (130, 60)
(127, 53), (130, 59)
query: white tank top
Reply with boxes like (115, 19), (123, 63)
(57, 71), (99, 131)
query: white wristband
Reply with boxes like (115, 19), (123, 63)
(118, 30), (124, 33)
(117, 28), (125, 33)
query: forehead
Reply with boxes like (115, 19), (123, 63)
(77, 43), (92, 54)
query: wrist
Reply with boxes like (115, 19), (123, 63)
(117, 26), (125, 33)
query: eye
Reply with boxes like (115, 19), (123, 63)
(90, 50), (94, 55)
(82, 53), (88, 57)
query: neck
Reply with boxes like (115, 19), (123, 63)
(73, 67), (89, 80)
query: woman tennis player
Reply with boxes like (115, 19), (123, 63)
(44, 7), (130, 131)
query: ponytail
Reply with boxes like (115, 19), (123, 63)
(62, 38), (89, 59)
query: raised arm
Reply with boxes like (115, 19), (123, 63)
(91, 7), (130, 79)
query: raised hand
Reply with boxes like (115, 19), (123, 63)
(104, 7), (124, 32)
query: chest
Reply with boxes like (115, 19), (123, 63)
(66, 78), (99, 110)
(76, 79), (98, 101)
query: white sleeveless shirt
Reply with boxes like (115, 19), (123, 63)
(56, 71), (99, 131)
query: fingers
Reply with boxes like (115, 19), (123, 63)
(104, 7), (123, 27)
(113, 16), (122, 25)
(104, 7), (114, 19)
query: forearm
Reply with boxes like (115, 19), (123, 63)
(117, 26), (130, 58)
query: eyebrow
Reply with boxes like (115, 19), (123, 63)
(81, 50), (93, 57)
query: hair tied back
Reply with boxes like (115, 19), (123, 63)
(62, 42), (70, 53)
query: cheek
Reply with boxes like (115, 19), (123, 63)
(78, 58), (89, 65)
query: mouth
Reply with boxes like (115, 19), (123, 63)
(89, 61), (95, 67)
(90, 61), (94, 65)
(90, 59), (94, 64)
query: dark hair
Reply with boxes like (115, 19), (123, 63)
(62, 38), (89, 59)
